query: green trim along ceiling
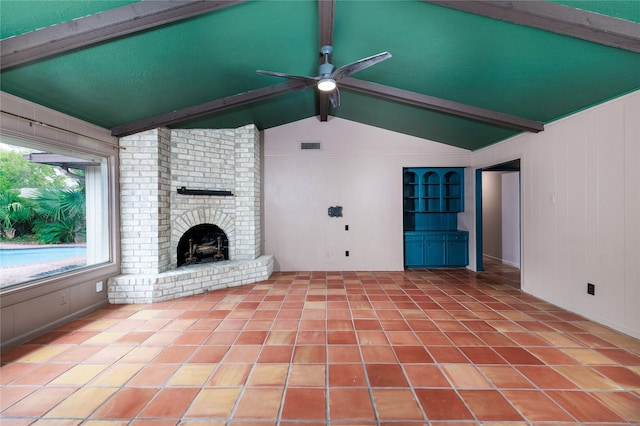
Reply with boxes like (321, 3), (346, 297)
(1, 1), (639, 151)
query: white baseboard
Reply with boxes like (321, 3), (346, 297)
(483, 254), (520, 269)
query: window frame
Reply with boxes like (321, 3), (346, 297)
(0, 93), (120, 311)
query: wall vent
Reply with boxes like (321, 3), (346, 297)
(300, 141), (321, 150)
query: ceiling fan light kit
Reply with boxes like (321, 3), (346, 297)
(318, 78), (337, 91)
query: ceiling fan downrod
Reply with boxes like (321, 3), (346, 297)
(318, 45), (335, 77)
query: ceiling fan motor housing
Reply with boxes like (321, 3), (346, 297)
(318, 61), (334, 76)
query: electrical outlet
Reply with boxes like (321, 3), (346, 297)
(96, 281), (103, 292)
(345, 250), (349, 257)
(60, 294), (67, 305)
(587, 283), (595, 295)
(345, 225), (349, 231)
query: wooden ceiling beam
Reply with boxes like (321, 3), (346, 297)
(318, 0), (335, 47)
(426, 1), (640, 53)
(1, 0), (245, 70)
(318, 0), (336, 122)
(339, 77), (544, 133)
(111, 80), (314, 137)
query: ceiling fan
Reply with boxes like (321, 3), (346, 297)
(256, 45), (391, 108)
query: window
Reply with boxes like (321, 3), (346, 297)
(0, 135), (111, 289)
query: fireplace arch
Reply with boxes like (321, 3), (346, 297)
(171, 208), (235, 267)
(177, 224), (229, 266)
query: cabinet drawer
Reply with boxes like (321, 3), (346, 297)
(425, 234), (446, 242)
(404, 234), (424, 241)
(447, 233), (468, 242)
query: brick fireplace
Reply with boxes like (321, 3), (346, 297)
(108, 125), (273, 304)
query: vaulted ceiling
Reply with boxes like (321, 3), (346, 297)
(1, 1), (639, 150)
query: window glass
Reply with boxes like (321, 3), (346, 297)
(0, 136), (110, 289)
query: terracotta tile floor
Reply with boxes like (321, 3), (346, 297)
(2, 267), (640, 425)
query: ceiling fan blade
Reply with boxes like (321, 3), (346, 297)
(256, 70), (318, 84)
(331, 51), (392, 81)
(329, 87), (340, 108)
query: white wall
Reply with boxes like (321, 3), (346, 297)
(473, 90), (640, 338)
(501, 171), (520, 268)
(263, 117), (470, 271)
(482, 172), (503, 259)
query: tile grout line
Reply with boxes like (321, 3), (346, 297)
(355, 274), (382, 426)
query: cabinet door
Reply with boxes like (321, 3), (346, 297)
(446, 234), (468, 266)
(404, 236), (424, 267)
(424, 235), (446, 266)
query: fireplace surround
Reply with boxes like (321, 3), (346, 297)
(108, 125), (273, 304)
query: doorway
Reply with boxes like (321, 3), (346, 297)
(475, 160), (521, 289)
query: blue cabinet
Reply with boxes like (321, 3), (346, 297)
(425, 233), (446, 266)
(404, 234), (425, 267)
(404, 231), (468, 268)
(446, 232), (469, 266)
(403, 167), (468, 268)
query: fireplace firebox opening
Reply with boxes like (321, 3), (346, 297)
(177, 224), (229, 267)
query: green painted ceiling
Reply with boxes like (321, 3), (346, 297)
(1, 0), (639, 151)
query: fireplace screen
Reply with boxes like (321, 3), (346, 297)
(177, 224), (229, 266)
